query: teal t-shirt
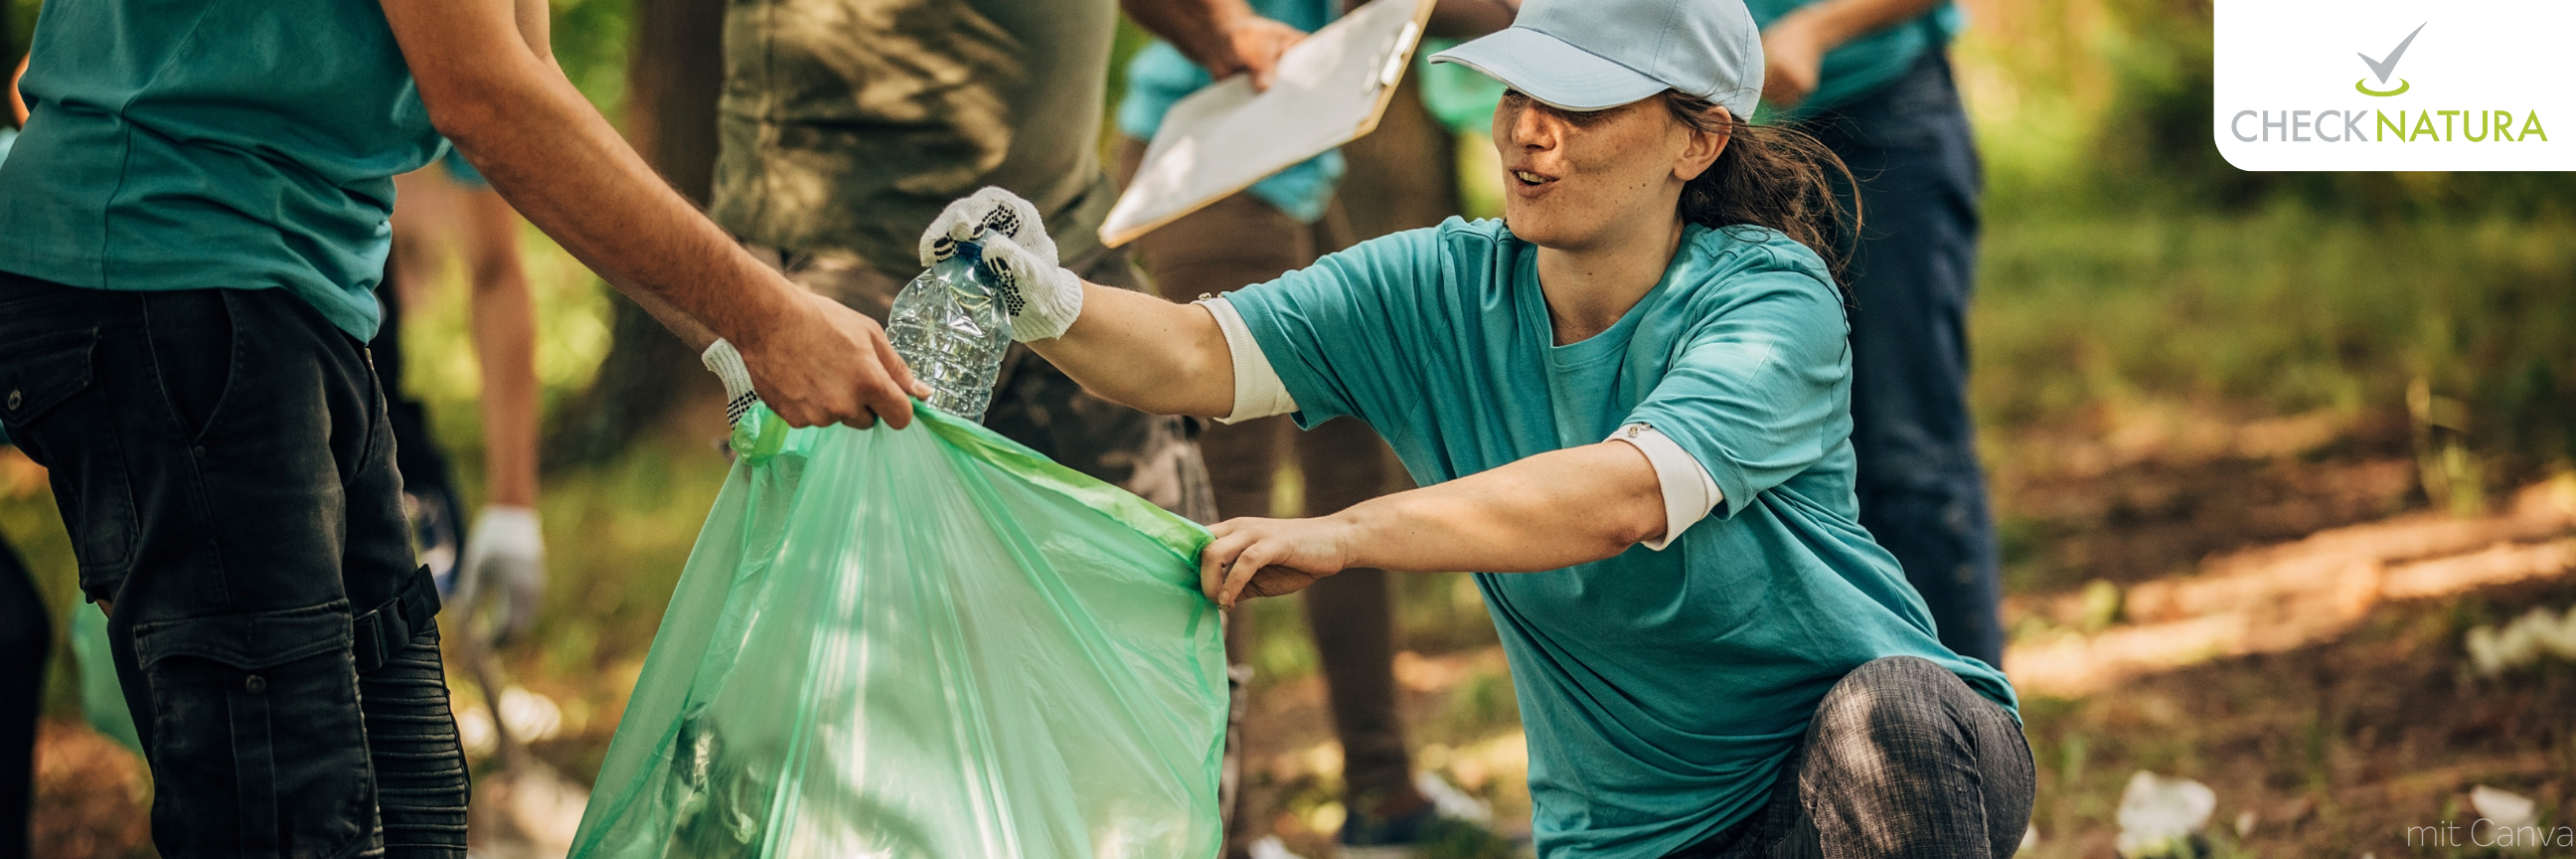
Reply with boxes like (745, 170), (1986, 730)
(0, 0), (445, 339)
(1225, 219), (2016, 859)
(1744, 0), (1963, 116)
(1116, 0), (1343, 223)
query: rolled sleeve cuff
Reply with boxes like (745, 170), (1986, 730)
(1198, 295), (1299, 425)
(1609, 424), (1725, 551)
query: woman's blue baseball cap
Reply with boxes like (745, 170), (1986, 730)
(1428, 0), (1764, 120)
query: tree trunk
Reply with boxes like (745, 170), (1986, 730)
(623, 0), (726, 204)
(545, 0), (730, 467)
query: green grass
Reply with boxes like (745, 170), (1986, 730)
(1950, 0), (2574, 490)
(1971, 200), (2576, 487)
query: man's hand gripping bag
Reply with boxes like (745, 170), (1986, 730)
(567, 404), (1226, 858)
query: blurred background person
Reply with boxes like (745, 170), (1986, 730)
(707, 0), (1269, 532)
(1751, 0), (2005, 666)
(376, 146), (551, 645)
(1111, 1), (1519, 855)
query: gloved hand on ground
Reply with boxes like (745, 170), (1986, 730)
(458, 505), (546, 644)
(920, 187), (1084, 342)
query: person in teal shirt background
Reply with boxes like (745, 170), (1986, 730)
(1742, 0), (1963, 119)
(923, 0), (2035, 853)
(1119, 0), (1347, 223)
(1747, 0), (2010, 669)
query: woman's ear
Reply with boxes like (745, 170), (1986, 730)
(1675, 105), (1732, 183)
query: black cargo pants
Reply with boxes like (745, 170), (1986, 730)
(0, 271), (469, 858)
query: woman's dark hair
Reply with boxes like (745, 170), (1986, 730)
(1661, 91), (1857, 284)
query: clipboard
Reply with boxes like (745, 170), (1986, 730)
(1098, 0), (1434, 249)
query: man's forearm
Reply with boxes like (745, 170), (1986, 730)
(385, 0), (925, 430)
(625, 284), (722, 353)
(1335, 441), (1664, 574)
(433, 74), (784, 348)
(384, 0), (793, 353)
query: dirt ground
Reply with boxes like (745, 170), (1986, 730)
(1990, 405), (2576, 858)
(2014, 575), (2576, 859)
(28, 722), (150, 859)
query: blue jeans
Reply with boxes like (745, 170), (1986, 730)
(1802, 52), (2005, 667)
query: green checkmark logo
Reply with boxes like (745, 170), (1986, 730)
(2355, 23), (2424, 96)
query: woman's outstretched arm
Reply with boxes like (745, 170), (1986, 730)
(918, 188), (1243, 420)
(1196, 440), (1670, 608)
(1026, 282), (1240, 420)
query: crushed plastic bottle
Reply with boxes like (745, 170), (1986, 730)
(886, 243), (1013, 424)
(2114, 771), (2215, 859)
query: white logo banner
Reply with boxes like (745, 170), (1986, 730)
(2213, 0), (2575, 171)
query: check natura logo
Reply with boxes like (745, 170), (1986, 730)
(2226, 21), (2545, 146)
(2213, 1), (2570, 170)
(2352, 23), (2420, 96)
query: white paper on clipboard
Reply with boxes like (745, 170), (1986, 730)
(1099, 0), (1432, 248)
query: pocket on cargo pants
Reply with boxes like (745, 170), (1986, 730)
(0, 323), (142, 593)
(133, 601), (378, 859)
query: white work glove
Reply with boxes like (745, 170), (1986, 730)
(701, 338), (758, 427)
(456, 505), (546, 644)
(919, 187), (1084, 342)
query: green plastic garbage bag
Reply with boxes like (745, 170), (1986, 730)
(569, 403), (1228, 859)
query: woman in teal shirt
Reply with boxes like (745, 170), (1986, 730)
(914, 0), (2032, 854)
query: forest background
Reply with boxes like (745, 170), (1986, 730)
(7, 0), (2573, 855)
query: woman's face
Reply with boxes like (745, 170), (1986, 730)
(1492, 91), (1724, 251)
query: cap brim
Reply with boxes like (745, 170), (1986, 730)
(1428, 27), (1670, 112)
